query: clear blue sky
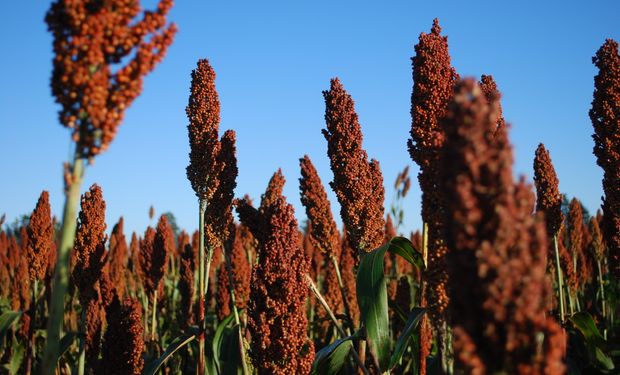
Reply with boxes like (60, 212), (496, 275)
(1, 1), (618, 236)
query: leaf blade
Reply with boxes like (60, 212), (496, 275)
(311, 335), (354, 375)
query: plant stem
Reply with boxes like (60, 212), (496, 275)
(26, 280), (39, 375)
(151, 290), (158, 342)
(42, 155), (85, 375)
(597, 260), (606, 318)
(144, 297), (150, 340)
(197, 199), (206, 375)
(553, 235), (565, 322)
(568, 290), (575, 316)
(77, 308), (86, 375)
(330, 255), (353, 334)
(306, 275), (369, 375)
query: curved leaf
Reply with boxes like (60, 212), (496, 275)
(570, 312), (614, 370)
(143, 328), (198, 375)
(213, 313), (241, 375)
(357, 243), (391, 371)
(311, 335), (354, 375)
(570, 311), (606, 347)
(389, 307), (426, 369)
(0, 311), (21, 346)
(8, 337), (25, 375)
(59, 332), (78, 359)
(388, 236), (424, 270)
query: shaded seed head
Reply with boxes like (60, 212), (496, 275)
(27, 191), (55, 282)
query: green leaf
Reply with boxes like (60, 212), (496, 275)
(8, 337), (25, 375)
(389, 307), (426, 369)
(213, 314), (241, 375)
(59, 332), (78, 359)
(387, 236), (424, 270)
(143, 327), (198, 375)
(0, 311), (21, 347)
(570, 311), (614, 370)
(311, 335), (354, 375)
(570, 311), (605, 347)
(357, 242), (391, 371)
(356, 237), (424, 372)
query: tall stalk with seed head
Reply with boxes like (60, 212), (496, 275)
(42, 1), (175, 370)
(186, 59), (240, 374)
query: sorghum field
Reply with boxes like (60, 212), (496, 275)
(0, 1), (618, 375)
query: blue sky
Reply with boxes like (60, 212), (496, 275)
(1, 1), (618, 236)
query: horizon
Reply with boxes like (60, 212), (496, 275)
(1, 0), (619, 236)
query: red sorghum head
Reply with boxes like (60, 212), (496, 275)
(72, 184), (107, 305)
(441, 79), (564, 373)
(101, 295), (145, 374)
(45, 0), (176, 158)
(408, 19), (458, 325)
(27, 191), (55, 282)
(322, 78), (386, 254)
(108, 217), (128, 297)
(299, 155), (341, 259)
(533, 143), (564, 239)
(589, 39), (620, 277)
(237, 173), (314, 374)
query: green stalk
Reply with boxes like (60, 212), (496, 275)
(197, 199), (206, 375)
(144, 297), (150, 340)
(597, 259), (606, 318)
(568, 290), (575, 316)
(553, 235), (565, 322)
(330, 255), (353, 335)
(223, 249), (249, 375)
(77, 308), (86, 375)
(42, 155), (85, 374)
(26, 280), (39, 375)
(596, 260), (607, 339)
(151, 290), (158, 342)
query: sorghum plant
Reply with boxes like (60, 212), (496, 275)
(408, 18), (458, 369)
(186, 58), (239, 373)
(533, 143), (566, 319)
(43, 1), (175, 367)
(71, 184), (108, 374)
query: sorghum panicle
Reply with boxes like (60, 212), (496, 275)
(101, 295), (145, 375)
(479, 75), (506, 133)
(236, 174), (314, 374)
(138, 227), (157, 297)
(45, 0), (176, 158)
(568, 198), (589, 288)
(27, 191), (55, 282)
(533, 143), (564, 240)
(441, 79), (564, 374)
(322, 78), (386, 254)
(408, 18), (458, 323)
(152, 215), (174, 295)
(72, 184), (107, 305)
(186, 58), (222, 201)
(589, 39), (620, 277)
(108, 217), (128, 297)
(299, 155), (341, 258)
(178, 241), (195, 329)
